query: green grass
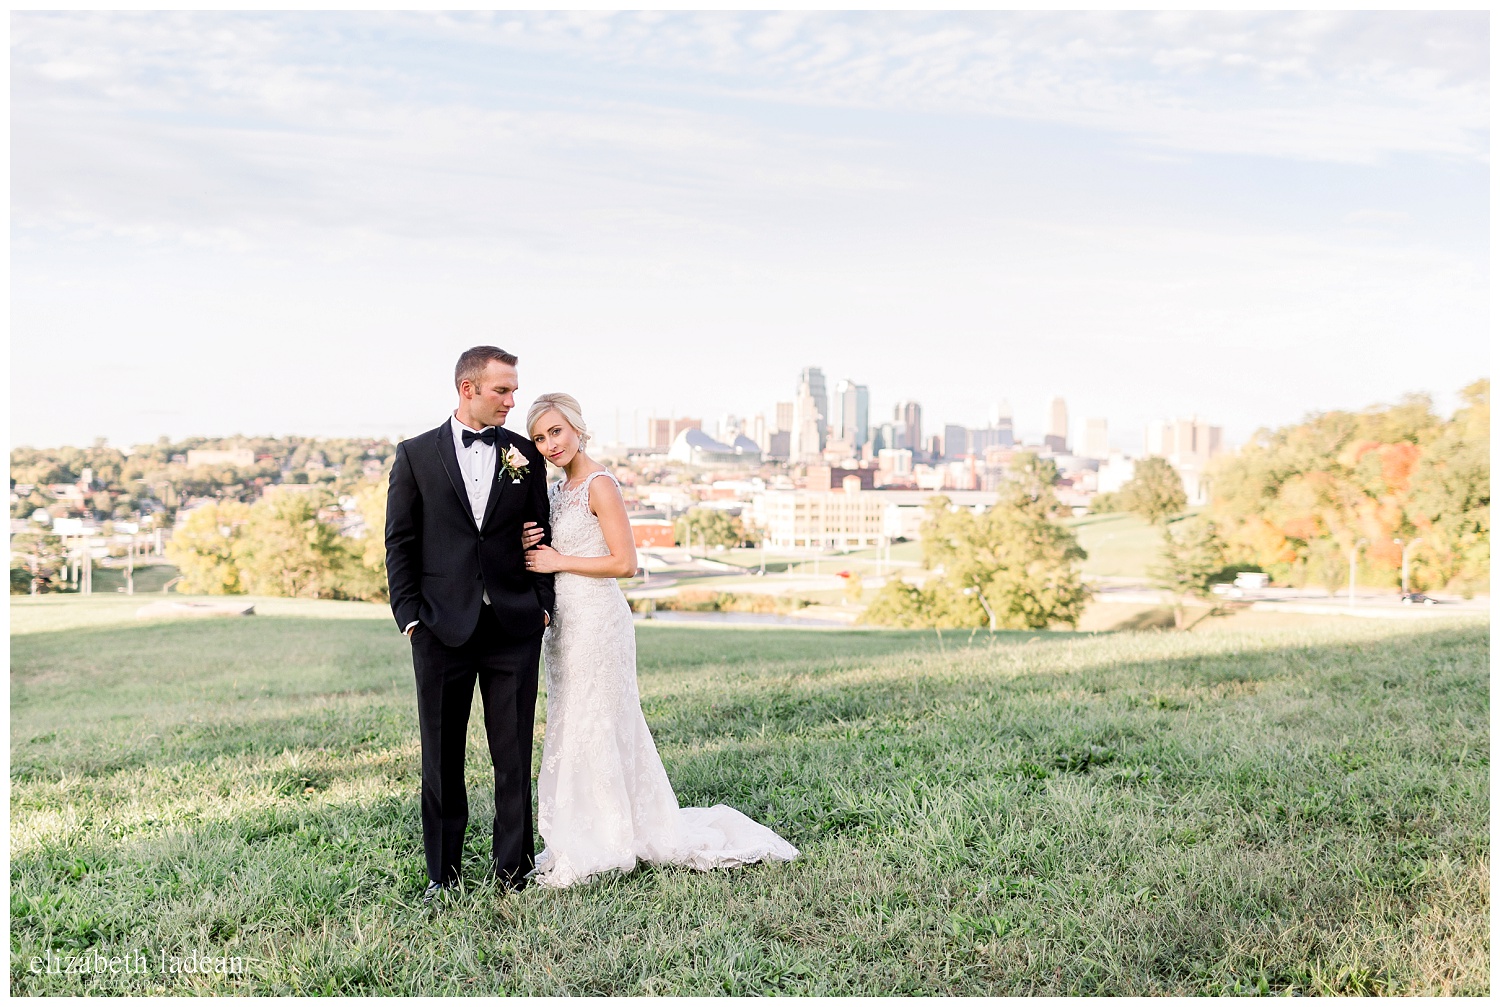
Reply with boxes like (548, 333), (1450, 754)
(714, 542), (925, 577)
(1066, 511), (1176, 579)
(89, 563), (183, 595)
(9, 596), (1489, 994)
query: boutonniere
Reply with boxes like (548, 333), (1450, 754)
(500, 445), (529, 483)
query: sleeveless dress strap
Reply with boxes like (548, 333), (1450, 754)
(579, 469), (618, 494)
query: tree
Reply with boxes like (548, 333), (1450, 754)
(8, 533), (71, 595)
(1088, 491), (1121, 514)
(1406, 379), (1489, 595)
(165, 501), (251, 594)
(341, 480), (390, 602)
(234, 491), (347, 598)
(1119, 457), (1188, 525)
(674, 507), (745, 551)
(1148, 517), (1225, 629)
(861, 579), (933, 628)
(863, 461), (1090, 631)
(1210, 379), (1487, 595)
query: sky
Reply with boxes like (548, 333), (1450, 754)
(10, 10), (1490, 453)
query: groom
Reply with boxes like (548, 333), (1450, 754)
(385, 345), (554, 901)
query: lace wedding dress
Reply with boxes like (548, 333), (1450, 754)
(532, 469), (798, 889)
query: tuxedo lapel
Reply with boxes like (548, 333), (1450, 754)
(434, 421), (473, 518)
(481, 431), (513, 532)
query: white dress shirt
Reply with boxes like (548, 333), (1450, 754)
(450, 412), (497, 527)
(404, 413), (498, 635)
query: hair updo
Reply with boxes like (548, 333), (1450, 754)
(526, 393), (590, 449)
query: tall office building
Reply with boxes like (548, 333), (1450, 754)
(970, 426), (1002, 453)
(943, 423), (969, 458)
(991, 400), (1015, 447)
(833, 379), (869, 450)
(798, 367), (829, 445)
(772, 401), (794, 433)
(1083, 418), (1109, 460)
(749, 413), (768, 453)
(896, 401), (922, 458)
(790, 386), (824, 462)
(1145, 416), (1223, 466)
(872, 420), (904, 453)
(1045, 397), (1069, 453)
(650, 417), (702, 450)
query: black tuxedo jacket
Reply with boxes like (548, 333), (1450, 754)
(385, 419), (555, 648)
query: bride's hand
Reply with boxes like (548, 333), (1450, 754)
(524, 544), (564, 574)
(521, 521), (545, 550)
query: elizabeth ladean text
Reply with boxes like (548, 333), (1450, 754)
(31, 948), (245, 976)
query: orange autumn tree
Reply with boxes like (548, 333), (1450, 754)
(1208, 385), (1486, 594)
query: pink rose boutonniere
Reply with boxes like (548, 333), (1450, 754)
(500, 445), (529, 483)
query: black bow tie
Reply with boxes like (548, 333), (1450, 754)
(461, 427), (498, 447)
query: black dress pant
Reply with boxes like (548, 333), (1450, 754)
(410, 604), (542, 887)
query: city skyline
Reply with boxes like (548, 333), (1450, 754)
(12, 12), (1488, 450)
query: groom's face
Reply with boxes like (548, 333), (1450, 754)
(465, 361), (519, 428)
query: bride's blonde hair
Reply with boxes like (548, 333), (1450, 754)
(527, 393), (590, 449)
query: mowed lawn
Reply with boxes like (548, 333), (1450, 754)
(9, 596), (1489, 995)
(1066, 510), (1172, 580)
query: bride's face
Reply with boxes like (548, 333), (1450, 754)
(531, 409), (582, 467)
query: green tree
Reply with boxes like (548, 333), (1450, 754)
(1120, 457), (1188, 525)
(674, 507), (745, 551)
(1088, 491), (1121, 514)
(165, 501), (251, 594)
(862, 578), (943, 628)
(864, 468), (1090, 631)
(1407, 379), (1489, 595)
(341, 480), (390, 603)
(8, 533), (71, 595)
(234, 492), (347, 598)
(1148, 517), (1225, 630)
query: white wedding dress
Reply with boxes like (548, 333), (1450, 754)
(531, 469), (798, 889)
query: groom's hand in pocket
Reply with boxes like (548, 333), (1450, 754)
(521, 521), (545, 550)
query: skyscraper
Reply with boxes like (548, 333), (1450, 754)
(749, 413), (768, 453)
(790, 373), (825, 462)
(799, 367), (829, 445)
(833, 379), (869, 450)
(991, 399), (1015, 447)
(943, 423), (969, 458)
(896, 401), (922, 458)
(1045, 397), (1069, 453)
(1083, 418), (1109, 460)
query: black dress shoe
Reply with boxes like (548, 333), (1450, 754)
(422, 880), (457, 906)
(491, 865), (530, 894)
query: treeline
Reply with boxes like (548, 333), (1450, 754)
(11, 435), (396, 524)
(1209, 379), (1488, 595)
(165, 483), (389, 602)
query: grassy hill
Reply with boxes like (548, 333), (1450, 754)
(1065, 510), (1174, 580)
(10, 596), (1488, 994)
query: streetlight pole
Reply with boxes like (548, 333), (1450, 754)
(964, 585), (997, 632)
(1348, 538), (1367, 609)
(1394, 537), (1422, 595)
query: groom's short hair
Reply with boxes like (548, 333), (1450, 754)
(455, 346), (519, 392)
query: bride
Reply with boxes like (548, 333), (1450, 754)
(520, 393), (797, 889)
